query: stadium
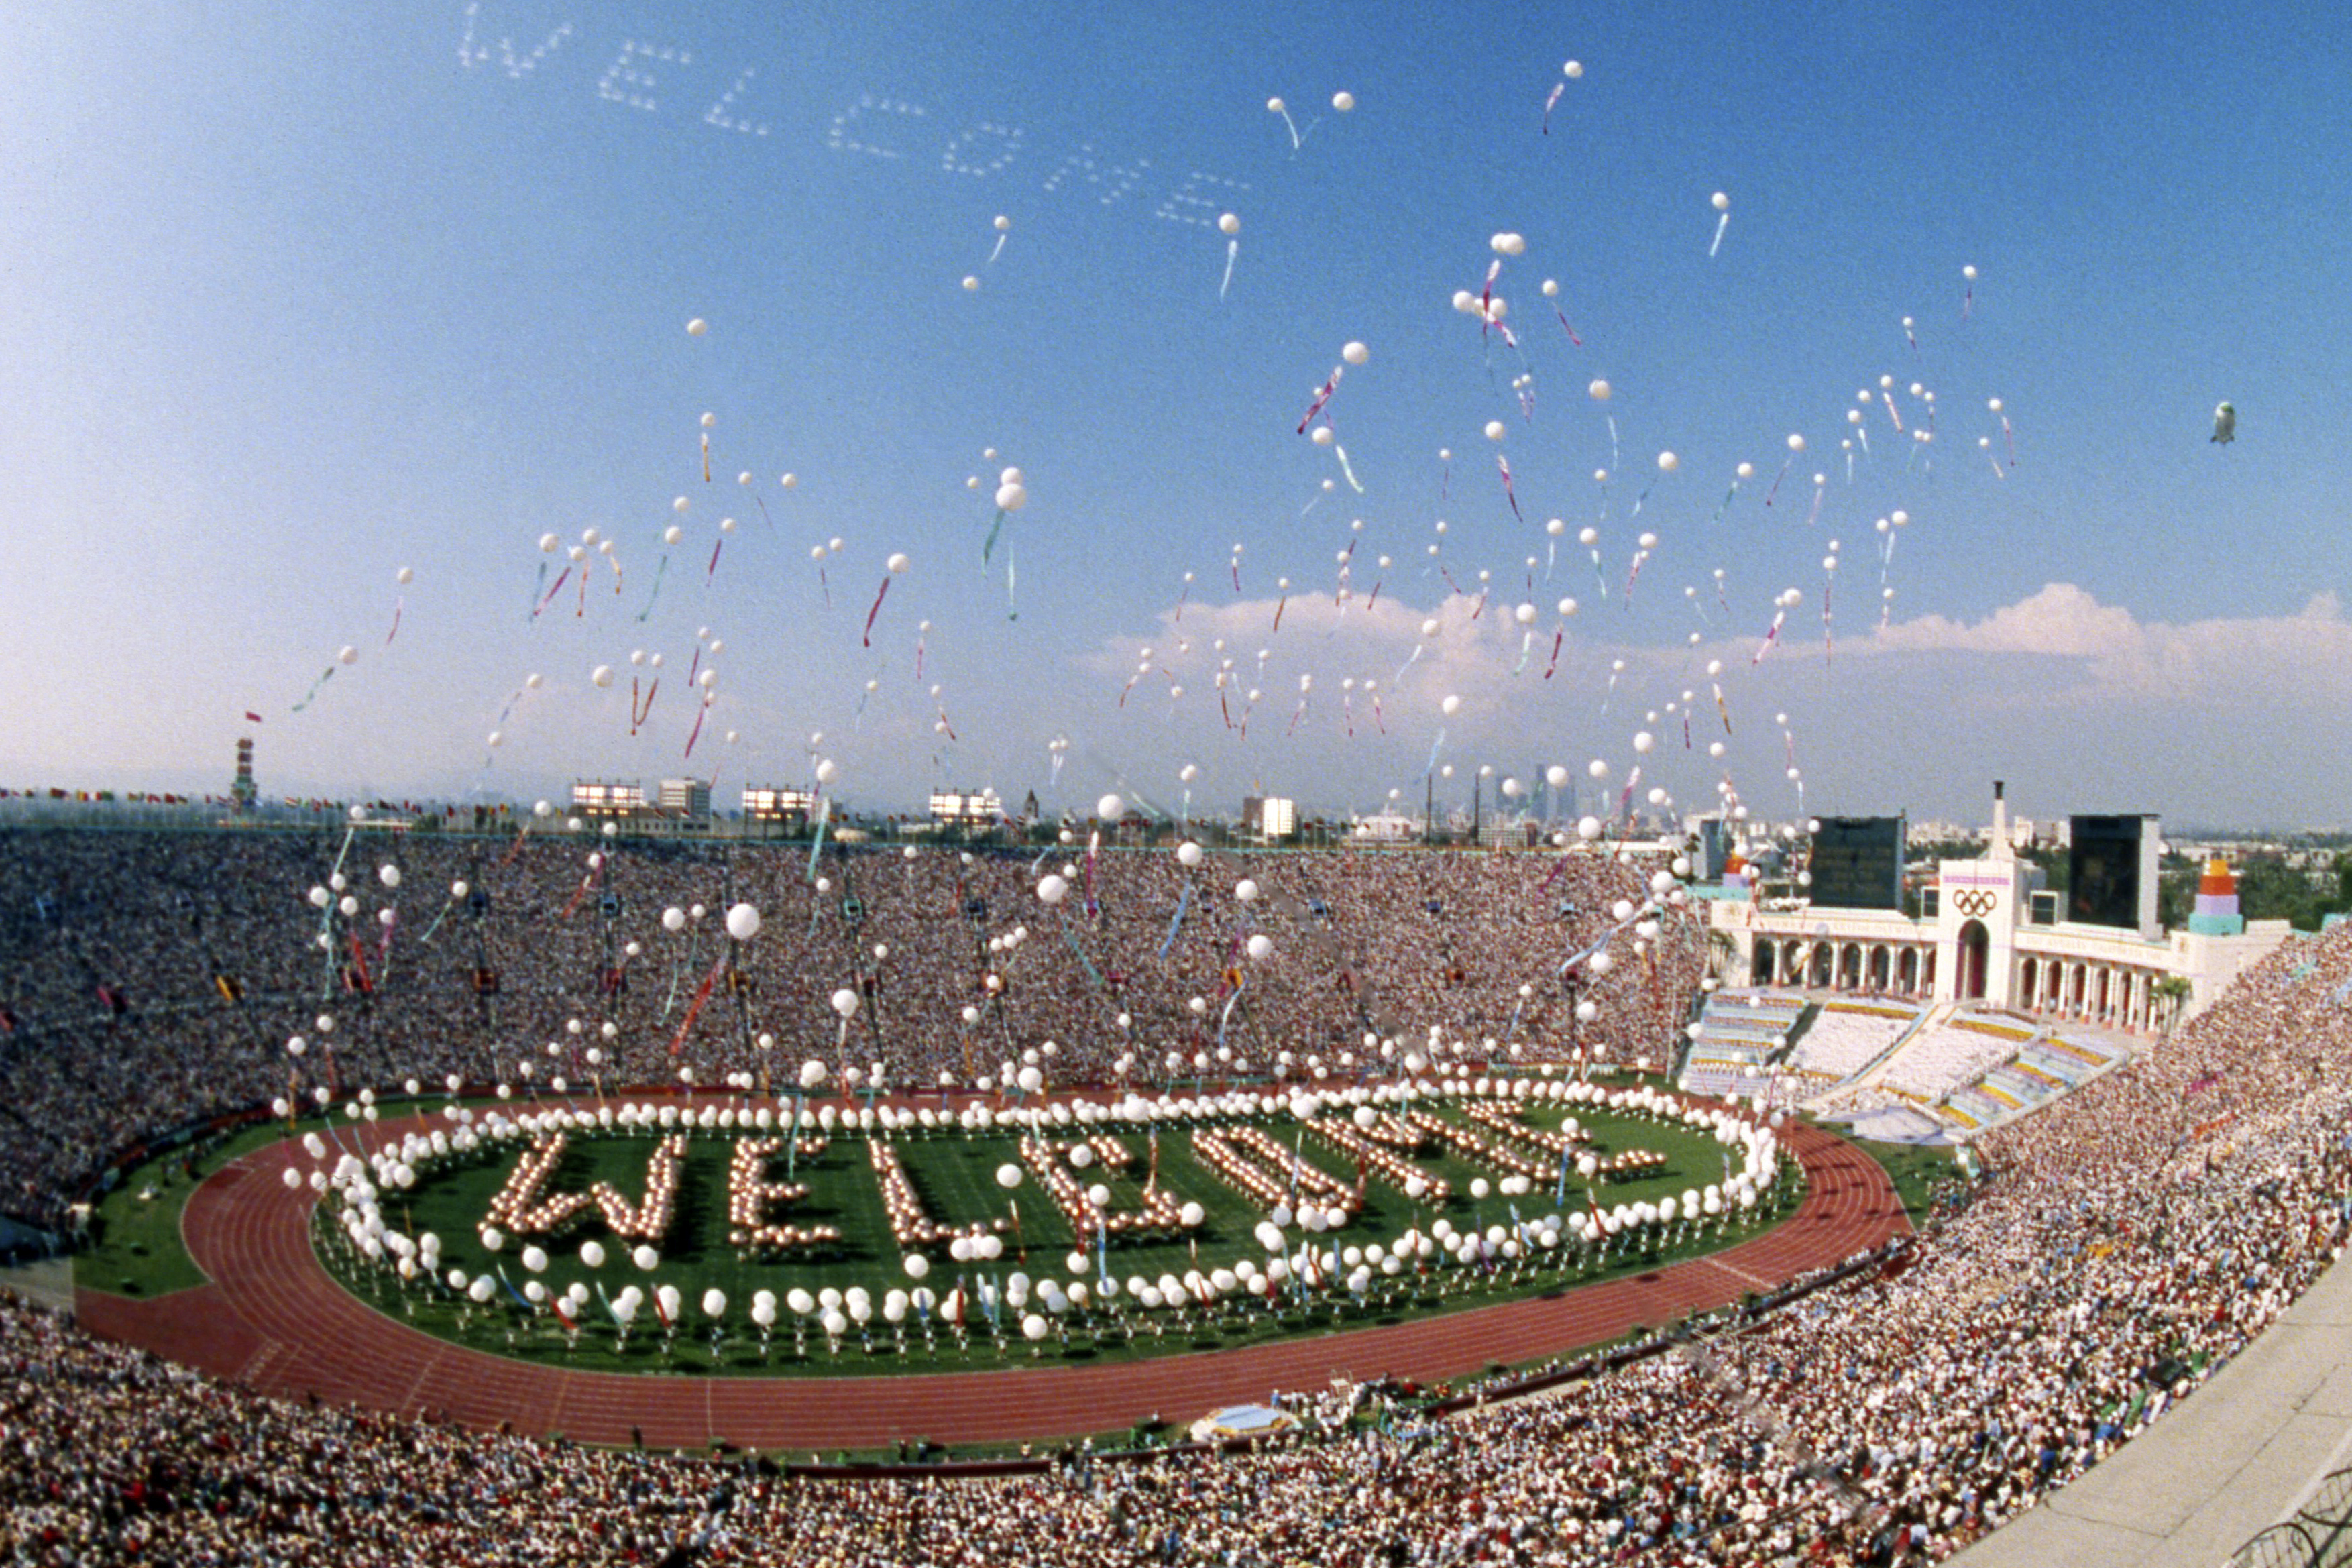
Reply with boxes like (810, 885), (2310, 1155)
(7, 3), (2349, 1565)
(1, 803), (2344, 1565)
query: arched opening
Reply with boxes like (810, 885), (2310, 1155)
(1956, 919), (1991, 1001)
(2019, 958), (2039, 1011)
(1899, 948), (1920, 994)
(1869, 946), (1892, 991)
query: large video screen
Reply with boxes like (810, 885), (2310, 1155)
(2068, 816), (2145, 929)
(1807, 816), (1906, 910)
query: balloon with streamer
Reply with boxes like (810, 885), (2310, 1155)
(385, 567), (412, 643)
(865, 553), (911, 647)
(1267, 96), (1301, 150)
(292, 645), (357, 713)
(1296, 363), (1344, 433)
(1541, 278), (1581, 345)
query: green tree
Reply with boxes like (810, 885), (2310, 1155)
(2236, 856), (2327, 931)
(2151, 974), (2194, 1038)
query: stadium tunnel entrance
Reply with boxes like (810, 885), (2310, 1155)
(1956, 919), (1991, 1001)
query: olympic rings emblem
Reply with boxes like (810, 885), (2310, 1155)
(1950, 889), (1997, 918)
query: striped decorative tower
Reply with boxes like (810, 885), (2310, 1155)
(2187, 858), (2245, 936)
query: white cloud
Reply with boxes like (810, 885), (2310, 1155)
(1870, 583), (2143, 661)
(1070, 580), (2352, 828)
(1855, 583), (2352, 704)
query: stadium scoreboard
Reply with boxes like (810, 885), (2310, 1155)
(1807, 815), (1907, 911)
(2067, 814), (2160, 936)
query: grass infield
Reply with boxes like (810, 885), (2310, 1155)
(317, 1095), (1805, 1376)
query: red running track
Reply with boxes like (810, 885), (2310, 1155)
(79, 1115), (1906, 1451)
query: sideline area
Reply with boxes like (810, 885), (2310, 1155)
(1959, 1243), (2352, 1566)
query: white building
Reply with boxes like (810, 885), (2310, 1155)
(1350, 809), (1420, 842)
(1241, 795), (1296, 841)
(1704, 786), (2290, 1032)
(657, 777), (712, 819)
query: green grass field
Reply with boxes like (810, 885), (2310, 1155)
(321, 1096), (1804, 1376)
(1844, 1134), (1960, 1223)
(76, 1121), (288, 1297)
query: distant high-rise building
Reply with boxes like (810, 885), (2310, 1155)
(657, 777), (712, 820)
(1241, 795), (1296, 841)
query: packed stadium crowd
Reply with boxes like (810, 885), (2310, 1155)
(8, 826), (2352, 1564)
(0, 827), (1699, 1227)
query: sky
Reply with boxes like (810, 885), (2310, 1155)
(1, 0), (2348, 830)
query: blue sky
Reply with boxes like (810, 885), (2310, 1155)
(3, 1), (2349, 828)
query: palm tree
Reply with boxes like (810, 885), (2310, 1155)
(2151, 974), (2193, 1039)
